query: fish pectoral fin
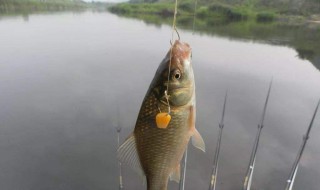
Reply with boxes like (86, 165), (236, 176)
(191, 128), (206, 152)
(169, 164), (181, 183)
(188, 105), (205, 152)
(117, 133), (145, 182)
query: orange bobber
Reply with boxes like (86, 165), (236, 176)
(156, 113), (171, 129)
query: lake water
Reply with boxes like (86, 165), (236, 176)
(0, 11), (320, 190)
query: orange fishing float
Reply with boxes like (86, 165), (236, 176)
(156, 113), (171, 129)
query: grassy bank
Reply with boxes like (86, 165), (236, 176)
(109, 2), (285, 24)
(109, 3), (176, 16)
(0, 0), (88, 14)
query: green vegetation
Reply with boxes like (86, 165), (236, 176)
(109, 3), (175, 16)
(109, 0), (320, 24)
(110, 2), (258, 22)
(256, 11), (275, 22)
(207, 3), (250, 21)
(109, 2), (272, 24)
(0, 0), (87, 14)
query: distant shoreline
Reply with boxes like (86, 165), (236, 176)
(108, 2), (320, 27)
(0, 1), (115, 15)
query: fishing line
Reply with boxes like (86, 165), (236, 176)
(166, 0), (180, 114)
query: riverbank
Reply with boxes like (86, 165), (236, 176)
(0, 0), (116, 17)
(0, 0), (87, 14)
(109, 2), (320, 25)
(0, 0), (88, 14)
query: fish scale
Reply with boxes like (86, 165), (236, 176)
(135, 93), (190, 190)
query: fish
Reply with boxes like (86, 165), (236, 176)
(118, 40), (205, 190)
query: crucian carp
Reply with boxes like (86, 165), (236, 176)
(118, 40), (205, 190)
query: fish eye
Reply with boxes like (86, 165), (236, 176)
(173, 70), (181, 80)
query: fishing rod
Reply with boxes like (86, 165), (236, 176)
(179, 146), (188, 190)
(242, 80), (272, 190)
(113, 101), (124, 190)
(284, 99), (320, 190)
(208, 91), (228, 190)
(116, 126), (124, 190)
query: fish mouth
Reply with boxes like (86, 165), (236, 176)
(162, 82), (188, 91)
(162, 83), (188, 91)
(169, 86), (189, 91)
(159, 86), (189, 105)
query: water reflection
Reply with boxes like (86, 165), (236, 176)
(0, 11), (319, 190)
(115, 13), (320, 71)
(22, 14), (29, 22)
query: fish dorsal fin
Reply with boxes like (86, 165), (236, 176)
(169, 164), (181, 183)
(192, 128), (206, 152)
(117, 133), (145, 182)
(188, 105), (206, 152)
